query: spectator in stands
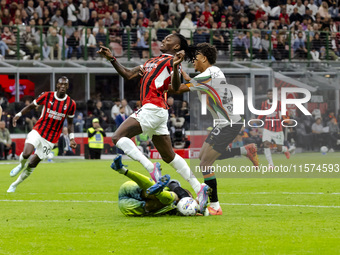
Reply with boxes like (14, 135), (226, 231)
(290, 7), (303, 23)
(67, 0), (78, 26)
(318, 1), (331, 20)
(64, 20), (76, 38)
(111, 99), (121, 119)
(156, 21), (170, 41)
(81, 28), (97, 59)
(1, 27), (16, 52)
(58, 127), (75, 156)
(167, 97), (176, 120)
(115, 106), (128, 128)
(293, 31), (308, 58)
(46, 28), (61, 60)
(78, 0), (90, 26)
(51, 9), (65, 28)
(308, 0), (318, 16)
(35, 0), (44, 18)
(136, 133), (153, 158)
(276, 33), (289, 60)
(66, 30), (82, 59)
(312, 117), (324, 148)
(25, 0), (35, 17)
(0, 121), (16, 160)
(327, 117), (339, 152)
(74, 112), (85, 133)
(88, 10), (98, 27)
(136, 30), (149, 58)
(150, 4), (162, 22)
(121, 99), (133, 116)
(0, 38), (15, 59)
(252, 29), (267, 59)
(311, 32), (322, 61)
(22, 98), (37, 131)
(96, 27), (107, 49)
(233, 31), (247, 59)
(193, 27), (209, 44)
(93, 100), (109, 130)
(179, 13), (196, 42)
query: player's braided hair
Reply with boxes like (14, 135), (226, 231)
(196, 43), (217, 65)
(174, 33), (198, 63)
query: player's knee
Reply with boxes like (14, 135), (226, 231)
(161, 152), (175, 163)
(22, 152), (31, 159)
(112, 133), (122, 144)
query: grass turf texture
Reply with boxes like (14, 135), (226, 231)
(0, 153), (340, 254)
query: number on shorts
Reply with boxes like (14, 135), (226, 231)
(43, 146), (51, 156)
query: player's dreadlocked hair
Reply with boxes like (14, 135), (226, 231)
(196, 43), (217, 65)
(174, 33), (198, 63)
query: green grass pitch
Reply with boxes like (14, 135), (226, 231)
(1, 153), (340, 254)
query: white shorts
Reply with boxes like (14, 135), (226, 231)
(262, 129), (284, 145)
(26, 130), (55, 160)
(130, 104), (170, 138)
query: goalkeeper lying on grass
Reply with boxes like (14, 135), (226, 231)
(111, 155), (203, 216)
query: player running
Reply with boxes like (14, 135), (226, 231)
(97, 33), (210, 213)
(7, 76), (76, 192)
(112, 155), (198, 216)
(166, 43), (259, 215)
(258, 89), (293, 168)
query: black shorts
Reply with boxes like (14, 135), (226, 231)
(205, 125), (242, 154)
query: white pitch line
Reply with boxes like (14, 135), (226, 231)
(219, 192), (340, 195)
(220, 203), (340, 208)
(0, 200), (117, 203)
(1, 200), (339, 208)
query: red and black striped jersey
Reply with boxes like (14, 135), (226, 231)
(33, 92), (76, 143)
(258, 100), (283, 132)
(140, 54), (181, 109)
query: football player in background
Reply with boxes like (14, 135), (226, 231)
(258, 89), (294, 167)
(7, 76), (77, 192)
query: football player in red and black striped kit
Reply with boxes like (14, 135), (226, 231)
(7, 77), (76, 192)
(98, 33), (211, 213)
(258, 89), (293, 167)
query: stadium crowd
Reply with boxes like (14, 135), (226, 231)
(0, 0), (339, 60)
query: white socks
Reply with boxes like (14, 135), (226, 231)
(264, 148), (274, 166)
(169, 154), (201, 194)
(210, 201), (220, 210)
(19, 153), (27, 168)
(240, 146), (247, 155)
(12, 167), (35, 187)
(116, 137), (154, 173)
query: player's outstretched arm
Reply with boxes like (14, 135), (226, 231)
(171, 50), (185, 91)
(167, 84), (190, 95)
(97, 46), (140, 80)
(12, 103), (37, 127)
(67, 116), (77, 149)
(0, 105), (2, 120)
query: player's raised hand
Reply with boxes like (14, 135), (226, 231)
(70, 139), (77, 149)
(181, 69), (191, 82)
(12, 114), (20, 127)
(173, 50), (185, 67)
(139, 66), (145, 77)
(97, 46), (114, 60)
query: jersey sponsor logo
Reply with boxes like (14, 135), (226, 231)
(47, 108), (66, 120)
(49, 101), (53, 106)
(64, 104), (67, 110)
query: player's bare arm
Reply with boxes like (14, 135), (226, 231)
(168, 83), (190, 95)
(12, 102), (37, 127)
(67, 116), (77, 149)
(0, 105), (2, 120)
(171, 50), (185, 91)
(181, 69), (191, 82)
(97, 46), (140, 80)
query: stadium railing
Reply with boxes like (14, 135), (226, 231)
(1, 25), (339, 62)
